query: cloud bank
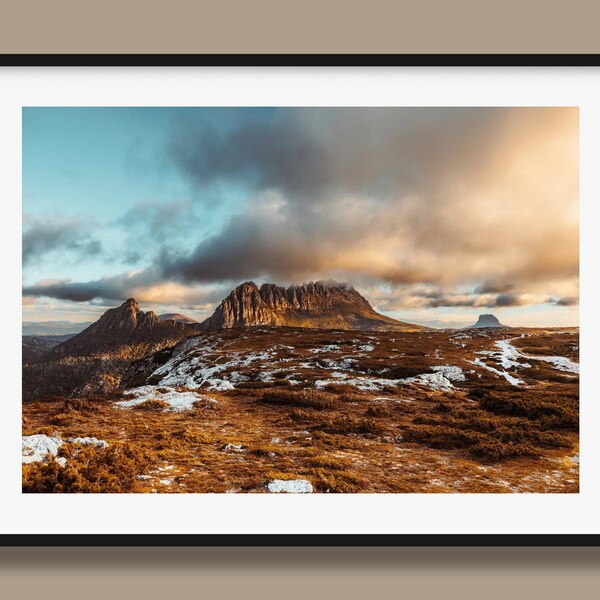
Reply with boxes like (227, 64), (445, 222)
(23, 215), (102, 266)
(24, 108), (579, 316)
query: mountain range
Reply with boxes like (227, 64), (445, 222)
(45, 280), (423, 359)
(22, 280), (510, 398)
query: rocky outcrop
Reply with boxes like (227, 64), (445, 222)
(200, 281), (424, 332)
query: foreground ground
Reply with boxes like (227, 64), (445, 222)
(22, 326), (579, 493)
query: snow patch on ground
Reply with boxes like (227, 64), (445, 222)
(526, 354), (579, 374)
(472, 337), (579, 385)
(224, 443), (244, 452)
(470, 358), (524, 387)
(403, 372), (455, 391)
(117, 386), (216, 412)
(149, 345), (281, 390)
(309, 344), (341, 354)
(495, 339), (531, 370)
(431, 365), (466, 382)
(267, 479), (313, 493)
(22, 434), (63, 464)
(68, 437), (109, 448)
(315, 368), (461, 392)
(357, 343), (375, 352)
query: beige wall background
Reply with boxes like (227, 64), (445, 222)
(2, 1), (599, 598)
(1, 0), (600, 54)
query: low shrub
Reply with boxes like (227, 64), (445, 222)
(312, 415), (387, 436)
(192, 398), (220, 411)
(134, 399), (170, 411)
(236, 379), (291, 390)
(470, 440), (538, 460)
(365, 405), (391, 418)
(404, 402), (572, 461)
(337, 393), (365, 403)
(478, 391), (578, 427)
(260, 389), (338, 411)
(22, 444), (157, 493)
(322, 383), (362, 395)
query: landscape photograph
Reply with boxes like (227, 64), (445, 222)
(21, 106), (579, 494)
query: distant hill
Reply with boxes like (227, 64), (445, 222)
(466, 314), (507, 329)
(159, 313), (198, 325)
(22, 321), (91, 336)
(200, 281), (425, 332)
(22, 334), (75, 364)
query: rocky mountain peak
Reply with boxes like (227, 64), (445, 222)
(92, 298), (158, 332)
(200, 280), (424, 332)
(51, 298), (192, 357)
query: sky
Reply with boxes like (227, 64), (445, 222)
(22, 107), (579, 333)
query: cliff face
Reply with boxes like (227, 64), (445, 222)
(200, 281), (424, 332)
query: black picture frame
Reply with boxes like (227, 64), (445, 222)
(0, 54), (598, 67)
(2, 53), (594, 547)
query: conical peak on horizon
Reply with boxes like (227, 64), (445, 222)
(467, 314), (507, 329)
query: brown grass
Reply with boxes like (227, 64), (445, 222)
(260, 389), (339, 411)
(21, 326), (579, 493)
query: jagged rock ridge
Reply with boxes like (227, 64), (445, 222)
(200, 281), (424, 332)
(467, 314), (507, 329)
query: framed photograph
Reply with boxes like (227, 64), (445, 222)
(0, 55), (596, 545)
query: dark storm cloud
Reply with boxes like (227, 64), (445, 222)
(474, 282), (515, 295)
(162, 107), (578, 302)
(22, 271), (159, 303)
(421, 292), (523, 309)
(168, 108), (510, 202)
(22, 269), (231, 306)
(493, 293), (522, 307)
(158, 206), (330, 283)
(551, 296), (579, 307)
(23, 216), (102, 265)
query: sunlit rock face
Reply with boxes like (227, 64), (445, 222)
(200, 280), (424, 333)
